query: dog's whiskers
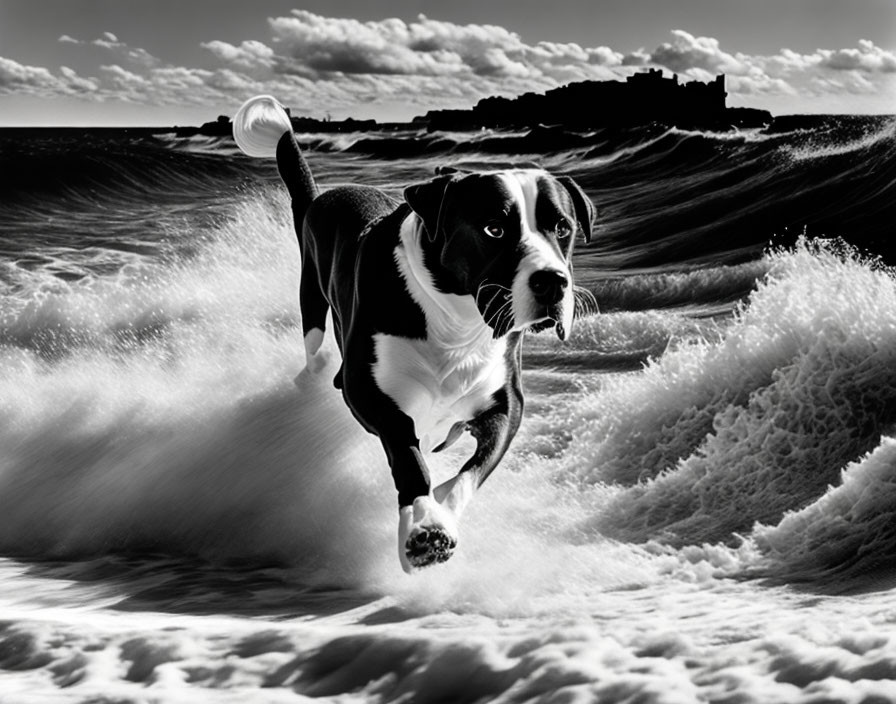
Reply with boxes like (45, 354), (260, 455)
(573, 285), (599, 318)
(484, 297), (510, 323)
(477, 281), (514, 335)
(476, 282), (512, 310)
(485, 297), (514, 335)
(496, 307), (514, 337)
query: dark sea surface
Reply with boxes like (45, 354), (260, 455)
(1, 116), (896, 702)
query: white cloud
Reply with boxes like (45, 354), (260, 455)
(11, 16), (896, 119)
(206, 68), (261, 93)
(762, 39), (896, 77)
(269, 12), (470, 76)
(0, 56), (105, 101)
(60, 65), (99, 93)
(94, 35), (125, 50)
(622, 49), (650, 67)
(201, 40), (276, 71)
(0, 56), (64, 94)
(127, 47), (161, 68)
(771, 48), (817, 73)
(650, 30), (750, 75)
(818, 39), (896, 73)
(811, 70), (879, 95)
(57, 30), (160, 67)
(99, 63), (147, 101)
(728, 73), (796, 96)
(266, 11), (626, 83)
(587, 46), (624, 67)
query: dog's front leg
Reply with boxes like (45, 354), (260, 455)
(378, 429), (466, 573)
(434, 385), (523, 521)
(341, 366), (460, 572)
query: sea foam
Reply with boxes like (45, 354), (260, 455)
(566, 240), (896, 574)
(5, 182), (896, 600)
(0, 191), (398, 585)
(0, 188), (660, 603)
(754, 436), (896, 583)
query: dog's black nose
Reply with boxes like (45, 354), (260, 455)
(529, 269), (568, 305)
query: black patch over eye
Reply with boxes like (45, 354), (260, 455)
(483, 223), (505, 239)
(555, 219), (573, 239)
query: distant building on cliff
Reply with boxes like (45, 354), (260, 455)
(418, 70), (769, 131)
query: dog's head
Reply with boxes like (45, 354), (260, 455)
(404, 168), (593, 340)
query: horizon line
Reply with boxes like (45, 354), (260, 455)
(2, 110), (896, 130)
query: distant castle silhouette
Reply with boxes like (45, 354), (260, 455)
(188, 70), (771, 138)
(416, 70), (770, 131)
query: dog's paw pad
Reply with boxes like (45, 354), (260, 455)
(405, 527), (457, 568)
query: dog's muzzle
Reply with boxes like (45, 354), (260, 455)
(528, 268), (572, 339)
(529, 269), (568, 306)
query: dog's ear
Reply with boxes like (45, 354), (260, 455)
(404, 174), (455, 243)
(557, 176), (594, 244)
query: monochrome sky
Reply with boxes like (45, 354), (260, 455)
(1, 0), (894, 125)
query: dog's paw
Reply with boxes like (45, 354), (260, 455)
(306, 350), (330, 374)
(405, 526), (456, 568)
(293, 352), (332, 388)
(398, 497), (459, 573)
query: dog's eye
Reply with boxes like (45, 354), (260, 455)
(555, 220), (573, 239)
(483, 224), (505, 239)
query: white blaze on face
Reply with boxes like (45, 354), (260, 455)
(500, 171), (575, 337)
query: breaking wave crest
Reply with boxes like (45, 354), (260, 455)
(564, 240), (896, 584)
(4, 173), (896, 598)
(0, 192), (392, 584)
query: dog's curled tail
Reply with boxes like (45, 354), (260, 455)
(233, 95), (294, 158)
(233, 94), (319, 207)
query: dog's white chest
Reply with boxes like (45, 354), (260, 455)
(371, 216), (510, 452)
(373, 330), (507, 453)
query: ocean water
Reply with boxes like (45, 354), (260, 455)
(1, 116), (896, 702)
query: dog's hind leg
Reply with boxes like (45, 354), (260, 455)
(298, 253), (331, 376)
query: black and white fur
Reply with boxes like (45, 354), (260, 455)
(233, 95), (594, 573)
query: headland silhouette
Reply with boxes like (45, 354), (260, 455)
(418, 70), (770, 131)
(186, 70), (772, 138)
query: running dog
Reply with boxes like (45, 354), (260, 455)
(233, 96), (594, 572)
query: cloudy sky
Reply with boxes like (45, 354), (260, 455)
(1, 0), (894, 126)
